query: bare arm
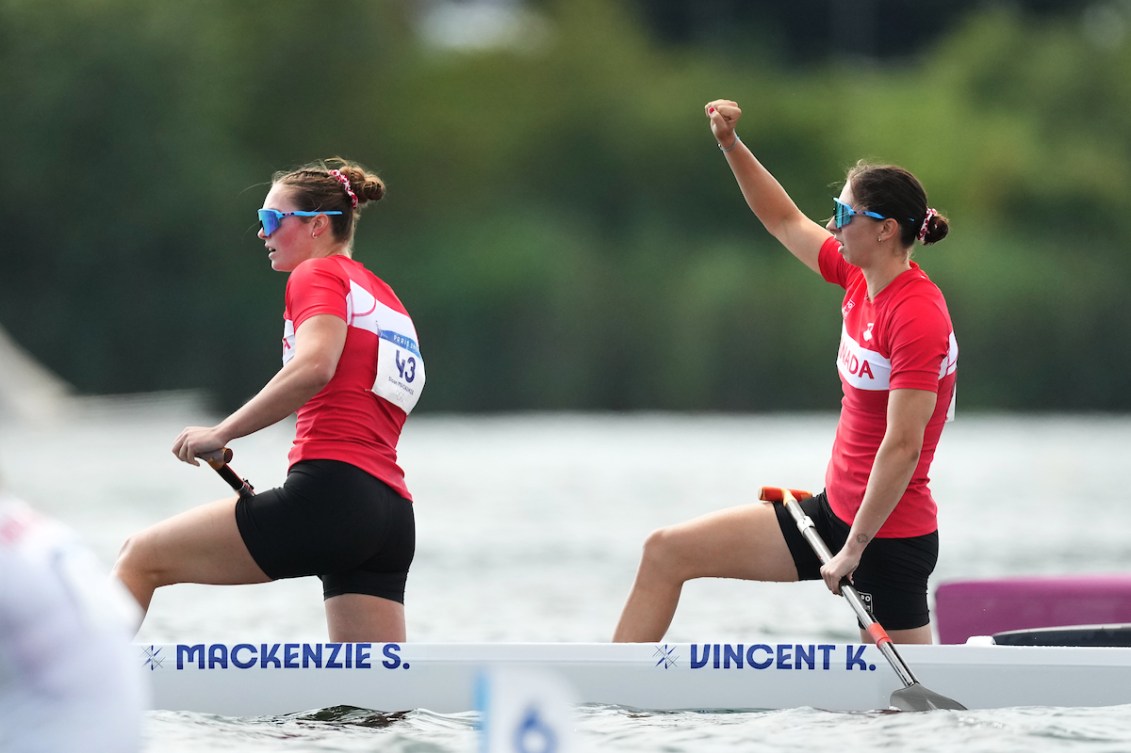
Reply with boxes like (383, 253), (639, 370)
(705, 100), (831, 274)
(819, 388), (937, 594)
(172, 314), (347, 464)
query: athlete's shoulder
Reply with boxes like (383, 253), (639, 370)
(287, 256), (353, 298)
(292, 255), (350, 279)
(902, 263), (946, 295)
(344, 260), (409, 315)
(903, 268), (950, 309)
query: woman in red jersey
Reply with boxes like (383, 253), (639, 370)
(115, 158), (425, 642)
(613, 101), (956, 645)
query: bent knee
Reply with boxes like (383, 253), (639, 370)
(639, 526), (695, 579)
(641, 526), (674, 559)
(114, 532), (168, 586)
(115, 532), (144, 567)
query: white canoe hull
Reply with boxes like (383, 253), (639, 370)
(138, 641), (1131, 716)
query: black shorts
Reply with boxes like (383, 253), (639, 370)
(773, 491), (939, 631)
(235, 459), (415, 603)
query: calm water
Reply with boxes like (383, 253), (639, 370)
(3, 403), (1130, 751)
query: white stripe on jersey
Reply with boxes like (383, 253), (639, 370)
(836, 324), (959, 419)
(940, 332), (959, 378)
(836, 323), (891, 391)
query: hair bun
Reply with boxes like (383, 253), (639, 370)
(354, 172), (385, 205)
(921, 211), (949, 245)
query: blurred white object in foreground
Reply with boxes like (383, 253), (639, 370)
(477, 666), (578, 753)
(0, 494), (146, 752)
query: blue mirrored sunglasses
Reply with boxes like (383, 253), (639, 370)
(832, 198), (889, 229)
(257, 209), (344, 237)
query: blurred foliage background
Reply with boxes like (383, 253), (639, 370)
(1, 0), (1128, 414)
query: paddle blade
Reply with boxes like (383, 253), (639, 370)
(890, 683), (967, 712)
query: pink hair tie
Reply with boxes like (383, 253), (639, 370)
(329, 169), (358, 209)
(918, 208), (938, 242)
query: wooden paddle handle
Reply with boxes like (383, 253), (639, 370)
(202, 447), (234, 469)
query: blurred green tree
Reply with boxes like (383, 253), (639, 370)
(0, 0), (1127, 412)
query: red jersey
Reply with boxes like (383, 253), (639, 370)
(282, 255), (425, 500)
(817, 237), (957, 537)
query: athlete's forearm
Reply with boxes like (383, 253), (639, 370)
(216, 357), (331, 442)
(216, 313), (345, 443)
(846, 388), (936, 551)
(724, 144), (799, 230)
(846, 439), (921, 553)
(721, 144), (826, 273)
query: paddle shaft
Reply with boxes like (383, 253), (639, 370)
(203, 448), (255, 500)
(781, 494), (918, 689)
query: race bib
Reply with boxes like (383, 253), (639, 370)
(347, 282), (426, 414)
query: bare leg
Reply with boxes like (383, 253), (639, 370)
(324, 594), (406, 642)
(867, 624), (933, 645)
(112, 496), (270, 617)
(613, 502), (798, 642)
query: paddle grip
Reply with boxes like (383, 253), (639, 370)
(204, 448), (255, 500)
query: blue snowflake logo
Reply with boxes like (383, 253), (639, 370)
(653, 644), (678, 669)
(141, 645), (165, 671)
